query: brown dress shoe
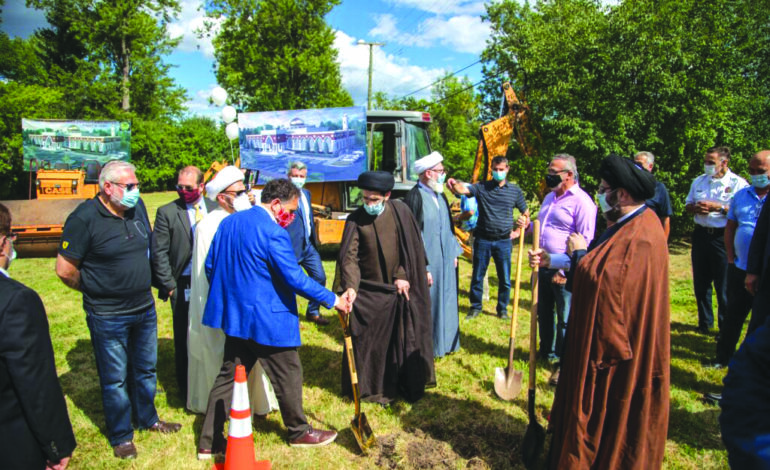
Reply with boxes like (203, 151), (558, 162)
(113, 441), (137, 459)
(306, 315), (330, 326)
(148, 420), (182, 433)
(549, 367), (560, 386)
(289, 427), (338, 447)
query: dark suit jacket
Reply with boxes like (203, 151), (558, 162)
(152, 197), (217, 300)
(286, 188), (318, 259)
(747, 198), (770, 285)
(0, 274), (76, 469)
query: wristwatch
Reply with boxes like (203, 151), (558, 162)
(720, 205), (728, 215)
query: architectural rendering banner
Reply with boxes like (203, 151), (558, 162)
(21, 119), (131, 171)
(237, 106), (367, 183)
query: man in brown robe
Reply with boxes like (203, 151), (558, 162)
(334, 171), (435, 404)
(530, 155), (670, 469)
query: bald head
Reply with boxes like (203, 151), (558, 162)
(753, 150), (770, 165)
(749, 150), (770, 191)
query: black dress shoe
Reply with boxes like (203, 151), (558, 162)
(306, 315), (330, 326)
(466, 309), (481, 319)
(497, 312), (511, 320)
(703, 392), (722, 405)
(289, 428), (338, 447)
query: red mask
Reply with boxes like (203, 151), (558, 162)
(177, 188), (201, 204)
(276, 206), (296, 228)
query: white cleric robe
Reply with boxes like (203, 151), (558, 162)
(188, 207), (280, 414)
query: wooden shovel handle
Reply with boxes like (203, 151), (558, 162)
(338, 312), (362, 417)
(528, 221), (540, 388)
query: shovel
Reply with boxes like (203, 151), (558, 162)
(337, 311), (376, 454)
(494, 230), (526, 400)
(522, 220), (546, 470)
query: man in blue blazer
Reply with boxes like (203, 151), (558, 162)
(197, 179), (351, 458)
(286, 161), (329, 325)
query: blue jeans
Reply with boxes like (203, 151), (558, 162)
(86, 306), (159, 446)
(470, 237), (512, 315)
(298, 244), (326, 317)
(537, 268), (572, 359)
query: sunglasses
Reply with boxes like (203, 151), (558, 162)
(222, 189), (247, 197)
(114, 182), (140, 191)
(176, 184), (197, 192)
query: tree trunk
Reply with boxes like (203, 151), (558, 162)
(121, 35), (130, 111)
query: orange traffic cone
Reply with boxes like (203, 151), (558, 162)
(214, 365), (271, 470)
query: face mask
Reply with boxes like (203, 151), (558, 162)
(597, 189), (622, 222)
(275, 205), (296, 228)
(492, 170), (507, 182)
(232, 194), (252, 212)
(364, 201), (385, 216)
(291, 177), (306, 189)
(1, 238), (16, 268)
(545, 174), (562, 188)
(436, 173), (447, 184)
(751, 173), (770, 189)
(704, 164), (716, 177)
(177, 188), (201, 204)
(120, 187), (140, 209)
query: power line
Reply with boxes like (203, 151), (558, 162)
(434, 74), (499, 104)
(399, 59), (483, 99)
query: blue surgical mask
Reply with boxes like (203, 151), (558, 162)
(597, 189), (617, 214)
(364, 201), (385, 216)
(492, 170), (507, 182)
(120, 187), (140, 209)
(437, 173), (447, 184)
(751, 173), (770, 189)
(291, 177), (306, 189)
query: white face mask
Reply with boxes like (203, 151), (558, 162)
(232, 194), (252, 212)
(704, 164), (716, 177)
(291, 177), (306, 189)
(1, 238), (15, 269)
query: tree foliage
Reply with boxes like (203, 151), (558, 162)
(205, 0), (353, 112)
(482, 0), (770, 235)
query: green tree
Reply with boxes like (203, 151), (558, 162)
(205, 0), (352, 111)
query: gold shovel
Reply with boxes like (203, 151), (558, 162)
(337, 311), (376, 454)
(494, 228), (526, 400)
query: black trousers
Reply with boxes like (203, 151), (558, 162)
(715, 265), (754, 364)
(747, 277), (770, 335)
(691, 226), (728, 330)
(198, 336), (309, 450)
(170, 275), (191, 400)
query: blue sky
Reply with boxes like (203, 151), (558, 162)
(1, 0), (489, 119)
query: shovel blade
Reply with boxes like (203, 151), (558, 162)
(494, 366), (524, 401)
(351, 413), (376, 454)
(521, 420), (546, 469)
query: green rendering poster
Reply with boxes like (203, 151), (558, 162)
(21, 119), (131, 171)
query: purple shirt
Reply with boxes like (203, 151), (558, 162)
(538, 184), (597, 256)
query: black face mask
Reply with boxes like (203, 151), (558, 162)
(545, 174), (562, 188)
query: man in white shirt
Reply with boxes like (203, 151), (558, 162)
(685, 147), (749, 335)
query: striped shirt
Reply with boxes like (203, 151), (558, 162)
(468, 180), (528, 240)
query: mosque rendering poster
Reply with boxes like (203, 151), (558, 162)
(21, 119), (131, 171)
(237, 106), (367, 183)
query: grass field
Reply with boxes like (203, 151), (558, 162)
(11, 191), (731, 469)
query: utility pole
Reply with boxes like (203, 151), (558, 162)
(357, 39), (385, 110)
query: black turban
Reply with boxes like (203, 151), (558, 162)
(599, 154), (656, 201)
(357, 171), (394, 193)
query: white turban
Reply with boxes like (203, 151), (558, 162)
(205, 165), (244, 201)
(414, 151), (443, 175)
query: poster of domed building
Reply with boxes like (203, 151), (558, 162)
(21, 119), (131, 171)
(237, 106), (367, 183)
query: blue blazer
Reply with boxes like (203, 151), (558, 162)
(202, 205), (336, 347)
(286, 188), (316, 259)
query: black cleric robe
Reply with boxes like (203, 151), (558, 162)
(333, 199), (435, 404)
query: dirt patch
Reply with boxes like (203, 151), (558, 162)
(376, 429), (482, 469)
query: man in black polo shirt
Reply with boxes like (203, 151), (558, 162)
(55, 160), (181, 460)
(448, 156), (529, 319)
(634, 151), (673, 240)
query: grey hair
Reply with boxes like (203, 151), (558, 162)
(635, 151), (655, 165)
(288, 161), (307, 172)
(99, 160), (137, 190)
(552, 153), (579, 181)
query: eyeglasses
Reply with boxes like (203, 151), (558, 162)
(547, 169), (569, 175)
(176, 184), (197, 192)
(113, 182), (140, 191)
(428, 168), (446, 174)
(222, 189), (247, 197)
(597, 185), (613, 195)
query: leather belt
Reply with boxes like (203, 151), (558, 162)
(695, 225), (725, 236)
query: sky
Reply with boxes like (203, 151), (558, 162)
(1, 0), (490, 119)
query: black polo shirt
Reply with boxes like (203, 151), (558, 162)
(468, 180), (528, 240)
(645, 180), (673, 220)
(59, 196), (154, 315)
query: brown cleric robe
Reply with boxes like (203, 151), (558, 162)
(548, 208), (670, 469)
(333, 199), (435, 404)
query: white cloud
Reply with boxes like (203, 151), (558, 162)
(183, 84), (225, 120)
(166, 0), (222, 58)
(369, 13), (490, 54)
(334, 30), (446, 106)
(383, 0), (486, 16)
